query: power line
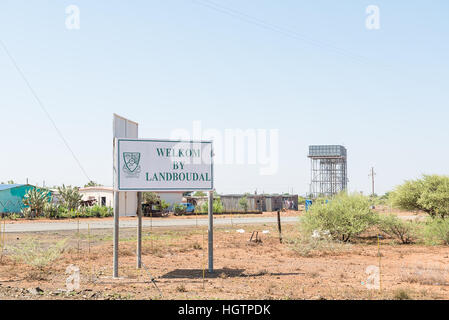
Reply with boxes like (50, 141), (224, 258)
(192, 0), (372, 65)
(0, 39), (91, 182)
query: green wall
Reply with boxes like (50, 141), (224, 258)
(0, 185), (50, 214)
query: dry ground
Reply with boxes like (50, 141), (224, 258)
(1, 215), (449, 300)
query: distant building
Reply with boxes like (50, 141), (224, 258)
(218, 194), (298, 213)
(78, 187), (183, 216)
(0, 184), (50, 214)
(79, 186), (114, 207)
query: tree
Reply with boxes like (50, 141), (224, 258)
(84, 181), (103, 187)
(193, 191), (206, 197)
(23, 188), (50, 217)
(238, 195), (249, 212)
(159, 199), (170, 211)
(143, 192), (160, 205)
(57, 185), (82, 211)
(391, 175), (449, 219)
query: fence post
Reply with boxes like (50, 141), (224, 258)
(277, 210), (283, 243)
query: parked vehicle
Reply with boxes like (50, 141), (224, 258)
(142, 203), (169, 217)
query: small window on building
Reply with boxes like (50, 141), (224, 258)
(101, 197), (106, 206)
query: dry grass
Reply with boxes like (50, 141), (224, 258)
(393, 288), (413, 300)
(176, 284), (187, 292)
(400, 265), (448, 286)
(285, 234), (352, 257)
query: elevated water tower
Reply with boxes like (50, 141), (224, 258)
(308, 145), (347, 198)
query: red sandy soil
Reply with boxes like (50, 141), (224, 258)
(0, 223), (448, 300)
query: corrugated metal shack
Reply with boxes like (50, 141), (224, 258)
(219, 194), (265, 213)
(220, 194), (298, 213)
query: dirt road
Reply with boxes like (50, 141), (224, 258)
(2, 216), (299, 233)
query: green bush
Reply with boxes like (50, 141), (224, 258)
(43, 202), (60, 219)
(214, 199), (224, 213)
(84, 205), (97, 217)
(301, 192), (377, 242)
(391, 175), (449, 219)
(71, 205), (113, 218)
(100, 206), (113, 217)
(159, 200), (170, 211)
(423, 217), (449, 245)
(173, 203), (186, 215)
(6, 213), (22, 220)
(201, 199), (224, 213)
(58, 205), (68, 215)
(378, 214), (420, 244)
(77, 207), (89, 218)
(60, 209), (78, 219)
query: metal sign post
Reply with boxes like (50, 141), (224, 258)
(136, 191), (142, 269)
(208, 190), (214, 273)
(113, 114), (139, 278)
(113, 190), (119, 278)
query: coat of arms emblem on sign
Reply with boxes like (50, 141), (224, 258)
(122, 152), (141, 177)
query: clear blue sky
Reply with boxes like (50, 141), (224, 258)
(1, 1), (448, 195)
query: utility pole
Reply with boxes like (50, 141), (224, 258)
(369, 167), (376, 197)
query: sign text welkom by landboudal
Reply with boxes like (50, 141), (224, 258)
(116, 139), (213, 191)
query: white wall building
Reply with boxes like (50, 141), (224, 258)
(79, 187), (184, 216)
(79, 187), (114, 207)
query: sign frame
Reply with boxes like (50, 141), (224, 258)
(115, 138), (214, 192)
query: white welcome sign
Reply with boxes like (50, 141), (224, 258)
(115, 138), (213, 191)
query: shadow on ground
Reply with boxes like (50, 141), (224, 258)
(161, 269), (245, 279)
(161, 269), (305, 279)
